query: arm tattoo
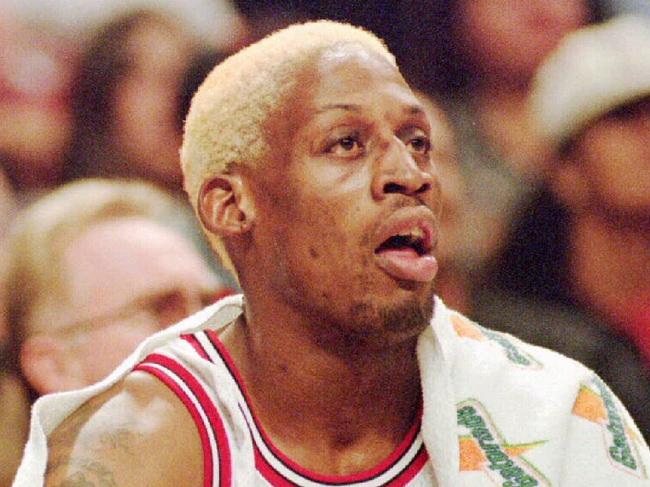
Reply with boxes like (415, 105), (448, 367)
(91, 429), (138, 456)
(46, 398), (143, 486)
(46, 458), (117, 487)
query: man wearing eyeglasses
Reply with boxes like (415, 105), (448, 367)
(6, 178), (228, 400)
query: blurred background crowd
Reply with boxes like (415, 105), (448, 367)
(1, 0), (649, 484)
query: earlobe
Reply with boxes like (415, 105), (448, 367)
(198, 172), (255, 236)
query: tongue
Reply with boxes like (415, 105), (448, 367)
(375, 247), (438, 282)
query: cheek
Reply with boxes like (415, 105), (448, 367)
(581, 132), (650, 205)
(584, 130), (636, 180)
(298, 196), (366, 252)
(284, 200), (369, 283)
(266, 164), (375, 278)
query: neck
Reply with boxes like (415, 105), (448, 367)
(570, 213), (650, 326)
(220, 292), (422, 474)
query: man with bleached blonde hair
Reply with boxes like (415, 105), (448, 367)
(13, 21), (650, 487)
(181, 20), (396, 277)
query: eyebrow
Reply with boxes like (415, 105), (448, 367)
(316, 103), (426, 116)
(407, 104), (426, 116)
(316, 103), (362, 113)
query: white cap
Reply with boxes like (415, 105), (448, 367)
(531, 14), (650, 148)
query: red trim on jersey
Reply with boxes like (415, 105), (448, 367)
(254, 446), (298, 487)
(386, 446), (429, 487)
(254, 443), (430, 487)
(135, 353), (232, 487)
(252, 432), (428, 487)
(182, 333), (211, 360)
(135, 363), (214, 487)
(204, 329), (426, 485)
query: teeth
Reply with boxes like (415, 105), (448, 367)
(397, 227), (424, 239)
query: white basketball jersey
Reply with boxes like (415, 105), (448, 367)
(134, 329), (436, 486)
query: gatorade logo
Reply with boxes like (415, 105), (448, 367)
(457, 399), (549, 486)
(451, 314), (543, 369)
(572, 377), (647, 478)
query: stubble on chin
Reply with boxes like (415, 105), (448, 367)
(349, 291), (435, 341)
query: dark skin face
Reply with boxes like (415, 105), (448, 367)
(238, 45), (444, 350)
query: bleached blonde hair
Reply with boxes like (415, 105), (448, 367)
(181, 20), (396, 277)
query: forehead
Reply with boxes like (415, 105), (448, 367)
(61, 217), (214, 306)
(264, 43), (423, 147)
(307, 43), (416, 106)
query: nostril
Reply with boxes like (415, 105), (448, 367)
(384, 182), (405, 194)
(415, 183), (431, 194)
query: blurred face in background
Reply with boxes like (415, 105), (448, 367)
(24, 217), (220, 391)
(0, 10), (75, 188)
(111, 17), (194, 188)
(454, 0), (588, 83)
(571, 97), (650, 218)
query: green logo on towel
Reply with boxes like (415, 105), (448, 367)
(573, 376), (647, 478)
(457, 399), (549, 486)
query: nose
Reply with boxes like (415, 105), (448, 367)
(372, 136), (437, 200)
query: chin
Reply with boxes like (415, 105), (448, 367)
(349, 288), (435, 341)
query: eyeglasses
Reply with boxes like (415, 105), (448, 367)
(41, 288), (230, 339)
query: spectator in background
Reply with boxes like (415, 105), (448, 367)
(481, 15), (650, 440)
(62, 9), (239, 290)
(421, 0), (602, 271)
(5, 178), (229, 404)
(64, 9), (202, 192)
(0, 3), (77, 200)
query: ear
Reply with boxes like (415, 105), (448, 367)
(549, 154), (590, 211)
(198, 172), (255, 236)
(20, 336), (85, 394)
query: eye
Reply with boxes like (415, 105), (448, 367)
(407, 135), (431, 155)
(327, 134), (365, 158)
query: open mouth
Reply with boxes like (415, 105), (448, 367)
(374, 218), (438, 283)
(375, 227), (431, 257)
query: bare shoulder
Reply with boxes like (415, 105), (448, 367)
(45, 371), (203, 487)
